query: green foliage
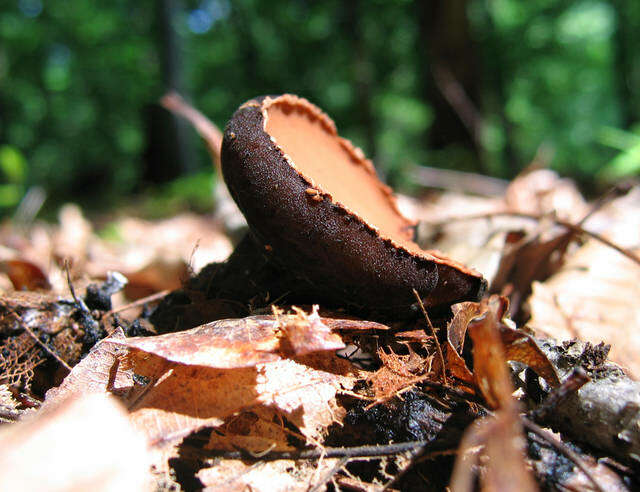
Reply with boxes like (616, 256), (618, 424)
(0, 145), (27, 208)
(0, 0), (638, 216)
(140, 171), (215, 219)
(598, 125), (640, 180)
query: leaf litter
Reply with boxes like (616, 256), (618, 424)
(1, 103), (640, 490)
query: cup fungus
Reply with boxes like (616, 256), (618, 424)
(221, 94), (486, 314)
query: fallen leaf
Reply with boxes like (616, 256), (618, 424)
(490, 219), (574, 316)
(442, 298), (559, 390)
(0, 259), (51, 291)
(467, 305), (514, 410)
(452, 299), (536, 492)
(41, 328), (133, 411)
(498, 325), (560, 387)
(528, 187), (640, 377)
(197, 457), (341, 492)
(113, 308), (346, 368)
(450, 410), (537, 492)
(122, 350), (355, 446)
(0, 394), (151, 492)
(443, 302), (483, 386)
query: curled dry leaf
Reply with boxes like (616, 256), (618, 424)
(112, 307), (347, 368)
(444, 297), (559, 396)
(0, 394), (151, 492)
(498, 324), (560, 387)
(467, 306), (515, 410)
(490, 218), (575, 316)
(450, 410), (537, 492)
(452, 298), (536, 492)
(0, 259), (51, 291)
(443, 302), (483, 387)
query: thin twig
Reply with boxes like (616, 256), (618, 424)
(411, 166), (508, 197)
(426, 211), (640, 267)
(576, 183), (631, 227)
(529, 368), (590, 422)
(4, 305), (72, 372)
(63, 259), (89, 312)
(160, 91), (223, 169)
(181, 439), (450, 462)
(413, 289), (448, 386)
(102, 289), (169, 319)
(522, 418), (606, 492)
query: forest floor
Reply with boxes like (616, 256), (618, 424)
(1, 165), (639, 491)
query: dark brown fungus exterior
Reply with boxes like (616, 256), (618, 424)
(221, 94), (486, 313)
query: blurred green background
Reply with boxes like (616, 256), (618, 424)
(1, 0), (639, 216)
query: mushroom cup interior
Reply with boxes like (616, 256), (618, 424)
(265, 100), (420, 251)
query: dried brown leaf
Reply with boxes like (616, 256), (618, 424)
(467, 306), (514, 410)
(114, 309), (346, 369)
(456, 298), (538, 490)
(0, 394), (152, 491)
(0, 259), (51, 291)
(446, 298), (559, 393)
(491, 222), (574, 314)
(197, 457), (341, 492)
(528, 189), (640, 377)
(123, 350), (355, 445)
(443, 301), (484, 386)
(42, 328), (133, 411)
(451, 410), (537, 492)
(498, 325), (560, 387)
(278, 307), (347, 356)
(205, 407), (294, 453)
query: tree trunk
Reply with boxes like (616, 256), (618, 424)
(416, 0), (481, 163)
(142, 0), (194, 184)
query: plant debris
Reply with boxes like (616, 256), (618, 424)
(1, 96), (640, 491)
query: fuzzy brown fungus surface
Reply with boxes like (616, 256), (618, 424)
(221, 94), (486, 312)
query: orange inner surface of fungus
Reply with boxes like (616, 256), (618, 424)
(265, 101), (427, 255)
